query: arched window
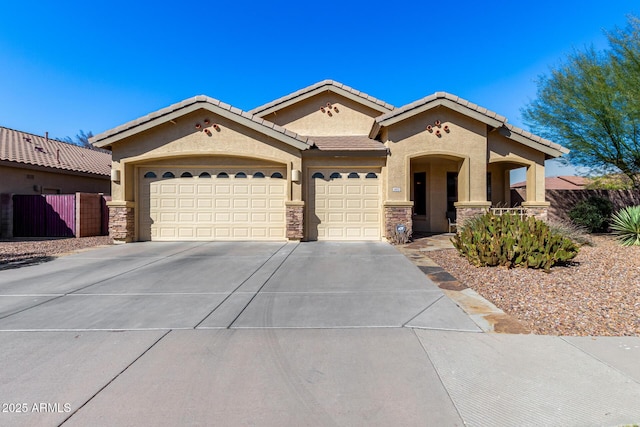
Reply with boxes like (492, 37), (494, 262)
(347, 172), (360, 178)
(217, 172), (229, 178)
(235, 172), (247, 178)
(365, 172), (378, 179)
(180, 172), (193, 178)
(199, 172), (211, 178)
(162, 172), (175, 179)
(271, 172), (284, 178)
(143, 172), (156, 178)
(253, 172), (265, 178)
(330, 172), (341, 179)
(312, 172), (324, 179)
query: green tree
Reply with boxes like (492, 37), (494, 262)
(62, 130), (94, 148)
(523, 16), (640, 188)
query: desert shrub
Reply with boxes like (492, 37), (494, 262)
(452, 212), (578, 272)
(546, 218), (593, 246)
(611, 205), (640, 246)
(568, 196), (614, 233)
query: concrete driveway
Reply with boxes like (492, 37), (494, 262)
(0, 241), (478, 331)
(2, 242), (640, 426)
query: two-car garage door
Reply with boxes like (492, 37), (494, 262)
(138, 166), (383, 241)
(138, 167), (286, 241)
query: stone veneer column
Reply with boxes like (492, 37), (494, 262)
(285, 201), (304, 240)
(454, 202), (491, 228)
(108, 201), (135, 243)
(522, 202), (550, 221)
(383, 201), (414, 240)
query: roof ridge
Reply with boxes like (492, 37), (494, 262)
(90, 96), (311, 148)
(249, 80), (395, 115)
(376, 91), (507, 124)
(0, 125), (79, 146)
(0, 126), (111, 176)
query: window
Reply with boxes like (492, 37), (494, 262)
(162, 172), (175, 178)
(365, 172), (378, 179)
(329, 172), (341, 179)
(217, 172), (229, 178)
(199, 172), (211, 178)
(144, 172), (157, 178)
(235, 172), (247, 178)
(180, 172), (193, 178)
(486, 172), (492, 202)
(253, 172), (265, 178)
(271, 172), (283, 178)
(347, 172), (360, 178)
(312, 172), (324, 179)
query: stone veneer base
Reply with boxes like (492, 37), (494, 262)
(286, 203), (304, 240)
(384, 204), (413, 240)
(109, 205), (135, 243)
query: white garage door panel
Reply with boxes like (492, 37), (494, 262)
(139, 168), (286, 241)
(310, 170), (381, 241)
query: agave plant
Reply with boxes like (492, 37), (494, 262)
(610, 206), (640, 246)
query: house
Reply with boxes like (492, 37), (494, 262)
(0, 126), (111, 195)
(511, 175), (591, 191)
(91, 80), (568, 243)
(0, 126), (112, 237)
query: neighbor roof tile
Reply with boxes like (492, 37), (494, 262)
(0, 126), (111, 176)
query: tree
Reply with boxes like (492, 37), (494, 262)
(62, 130), (94, 149)
(522, 16), (640, 188)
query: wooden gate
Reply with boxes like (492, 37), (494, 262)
(13, 194), (76, 237)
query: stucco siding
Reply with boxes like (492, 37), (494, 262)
(384, 108), (487, 203)
(0, 164), (110, 195)
(261, 93), (381, 136)
(109, 109), (303, 202)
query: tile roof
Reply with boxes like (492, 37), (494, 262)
(0, 126), (111, 176)
(308, 135), (388, 151)
(376, 91), (507, 124)
(511, 176), (591, 190)
(91, 95), (312, 150)
(374, 91), (569, 156)
(249, 80), (395, 116)
(501, 123), (569, 156)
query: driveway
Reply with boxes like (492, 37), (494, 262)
(2, 242), (640, 426)
(0, 241), (479, 331)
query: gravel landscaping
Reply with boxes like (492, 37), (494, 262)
(427, 235), (640, 336)
(0, 236), (113, 269)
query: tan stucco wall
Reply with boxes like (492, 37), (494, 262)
(384, 108), (488, 204)
(109, 109), (303, 203)
(0, 163), (110, 195)
(261, 93), (382, 136)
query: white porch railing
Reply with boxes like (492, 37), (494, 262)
(490, 207), (528, 218)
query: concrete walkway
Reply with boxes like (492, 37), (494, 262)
(0, 242), (639, 426)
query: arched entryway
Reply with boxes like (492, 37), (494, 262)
(410, 153), (468, 233)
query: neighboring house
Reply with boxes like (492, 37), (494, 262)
(91, 80), (568, 243)
(0, 126), (111, 195)
(511, 176), (591, 191)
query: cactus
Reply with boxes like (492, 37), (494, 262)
(452, 212), (578, 272)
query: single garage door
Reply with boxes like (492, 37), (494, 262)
(138, 167), (286, 241)
(309, 169), (381, 240)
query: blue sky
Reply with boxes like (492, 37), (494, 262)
(1, 1), (638, 181)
